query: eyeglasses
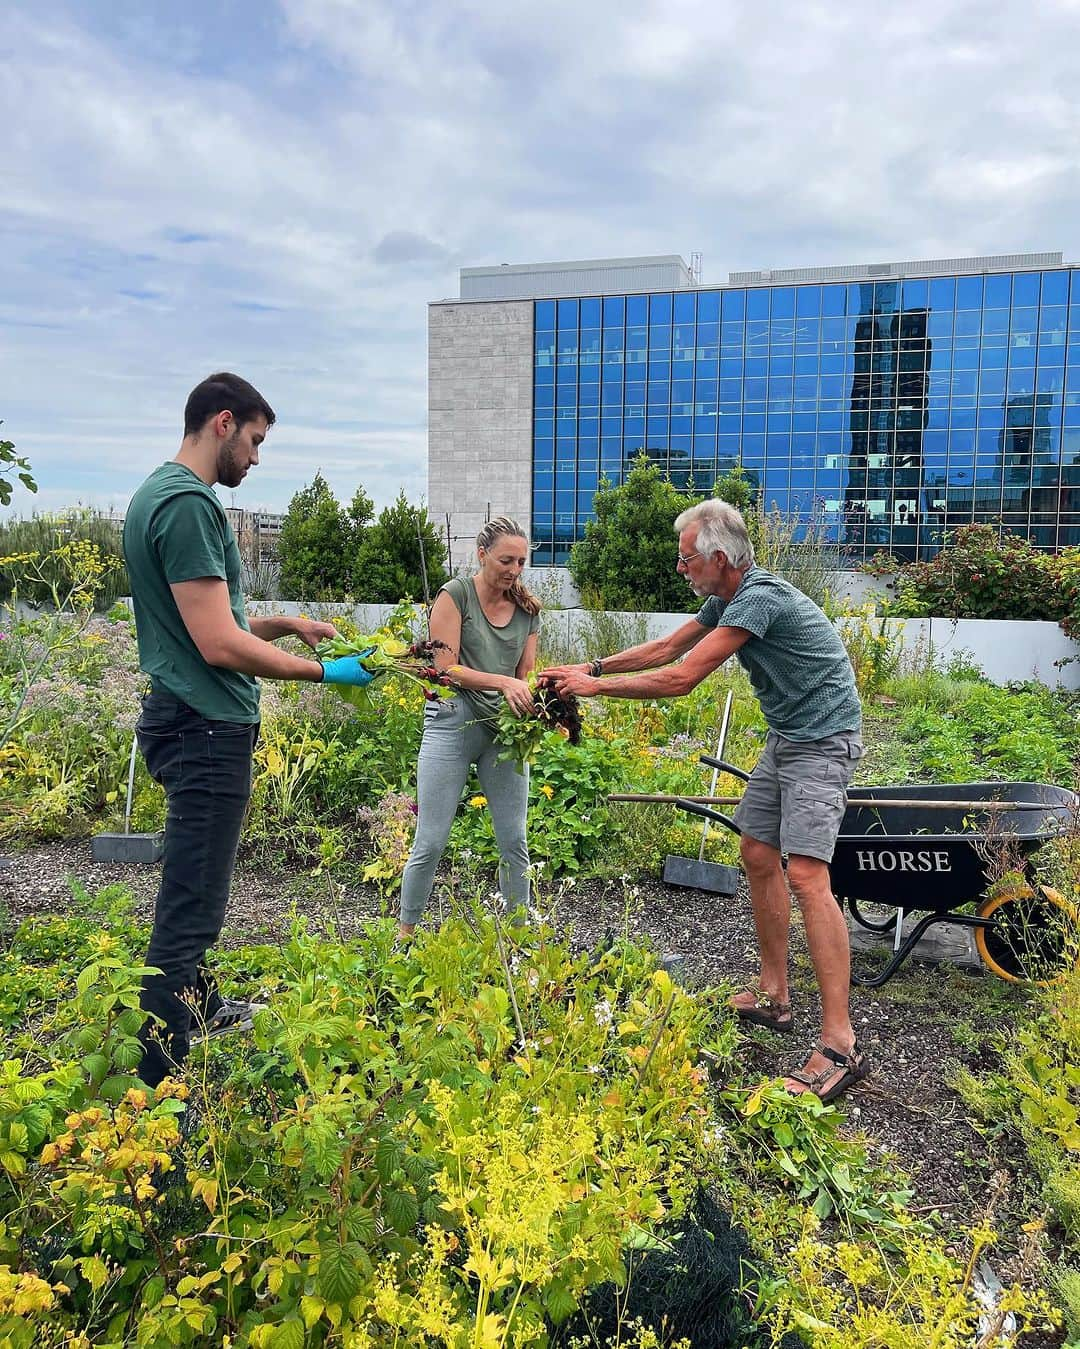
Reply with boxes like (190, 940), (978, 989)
(677, 550), (702, 566)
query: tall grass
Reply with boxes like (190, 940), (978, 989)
(754, 504), (840, 612)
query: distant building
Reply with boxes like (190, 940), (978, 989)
(428, 251), (1080, 564)
(223, 508), (284, 563)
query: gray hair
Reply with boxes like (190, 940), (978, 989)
(673, 499), (755, 568)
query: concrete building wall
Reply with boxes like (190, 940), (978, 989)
(460, 255), (692, 300)
(427, 299), (534, 559)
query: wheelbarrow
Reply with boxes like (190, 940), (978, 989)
(673, 756), (1080, 987)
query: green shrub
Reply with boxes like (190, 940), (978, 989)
(0, 899), (725, 1347)
(897, 682), (1078, 784)
(889, 523), (1062, 620)
(568, 456), (704, 613)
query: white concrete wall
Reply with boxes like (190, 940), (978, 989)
(521, 566), (894, 612)
(427, 300), (534, 557)
(244, 601), (1080, 689)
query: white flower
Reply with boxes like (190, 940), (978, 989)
(593, 998), (613, 1028)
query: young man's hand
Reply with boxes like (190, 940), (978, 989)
(321, 653), (376, 686)
(291, 618), (339, 649)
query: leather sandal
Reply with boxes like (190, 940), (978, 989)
(787, 1040), (869, 1103)
(730, 986), (794, 1034)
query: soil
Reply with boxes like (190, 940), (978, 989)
(0, 838), (1061, 1340)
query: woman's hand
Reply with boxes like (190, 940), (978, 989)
(501, 676), (536, 717)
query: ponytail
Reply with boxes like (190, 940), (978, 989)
(508, 577), (541, 617)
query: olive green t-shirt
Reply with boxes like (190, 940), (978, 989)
(123, 463), (260, 723)
(695, 566), (860, 741)
(442, 575), (539, 724)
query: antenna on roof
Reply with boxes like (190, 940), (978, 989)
(689, 251), (703, 284)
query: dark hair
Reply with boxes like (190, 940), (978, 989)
(476, 516), (541, 616)
(183, 372), (276, 437)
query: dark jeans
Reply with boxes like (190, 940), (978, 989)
(135, 692), (259, 1086)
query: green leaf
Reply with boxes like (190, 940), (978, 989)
(383, 1187), (419, 1236)
(544, 1278), (578, 1323)
(811, 1190), (834, 1220)
(1019, 1097), (1046, 1127)
(317, 1240), (364, 1305)
(81, 1052), (109, 1083)
(269, 1318), (305, 1349)
(346, 1206), (376, 1244)
(112, 1039), (144, 1070)
(374, 1133), (400, 1185)
(772, 1122), (794, 1148)
(76, 964), (100, 996)
(115, 1008), (145, 1037)
(141, 1275), (166, 1309)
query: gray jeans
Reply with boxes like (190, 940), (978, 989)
(399, 695), (530, 926)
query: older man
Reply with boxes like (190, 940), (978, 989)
(544, 499), (867, 1103)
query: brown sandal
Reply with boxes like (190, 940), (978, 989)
(730, 986), (794, 1034)
(787, 1040), (869, 1103)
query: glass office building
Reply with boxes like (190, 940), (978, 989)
(529, 261), (1080, 565)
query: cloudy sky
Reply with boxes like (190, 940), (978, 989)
(3, 0), (1080, 519)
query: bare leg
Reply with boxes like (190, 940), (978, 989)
(784, 853), (855, 1094)
(731, 834), (793, 1011)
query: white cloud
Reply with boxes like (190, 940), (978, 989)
(4, 0), (1080, 524)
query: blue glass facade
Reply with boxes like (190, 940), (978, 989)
(530, 269), (1080, 565)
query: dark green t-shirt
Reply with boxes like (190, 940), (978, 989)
(442, 575), (539, 723)
(695, 566), (860, 740)
(123, 463), (259, 723)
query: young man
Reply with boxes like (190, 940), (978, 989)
(124, 372), (371, 1086)
(543, 499), (867, 1103)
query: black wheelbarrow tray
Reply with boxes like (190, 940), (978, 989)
(676, 758), (1080, 987)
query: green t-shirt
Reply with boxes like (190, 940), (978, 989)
(442, 575), (539, 724)
(695, 567), (860, 741)
(123, 463), (260, 723)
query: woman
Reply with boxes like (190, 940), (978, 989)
(398, 517), (541, 938)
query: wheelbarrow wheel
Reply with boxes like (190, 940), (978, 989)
(975, 883), (1079, 985)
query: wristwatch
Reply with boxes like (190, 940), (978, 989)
(589, 658), (604, 678)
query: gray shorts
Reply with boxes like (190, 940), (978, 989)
(733, 730), (863, 862)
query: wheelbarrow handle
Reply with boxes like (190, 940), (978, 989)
(675, 797), (742, 835)
(699, 755), (751, 783)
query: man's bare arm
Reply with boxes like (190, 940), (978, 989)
(172, 579), (325, 680)
(247, 613), (338, 649)
(549, 625), (751, 699)
(542, 617), (709, 681)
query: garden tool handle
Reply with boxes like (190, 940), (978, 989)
(699, 690), (734, 863)
(123, 732), (138, 835)
(675, 797), (742, 835)
(699, 755), (751, 783)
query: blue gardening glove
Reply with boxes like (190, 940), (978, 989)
(321, 648), (376, 687)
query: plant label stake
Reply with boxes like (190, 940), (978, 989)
(92, 731), (165, 864)
(661, 690), (741, 895)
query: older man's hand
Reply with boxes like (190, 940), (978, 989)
(540, 666), (601, 698)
